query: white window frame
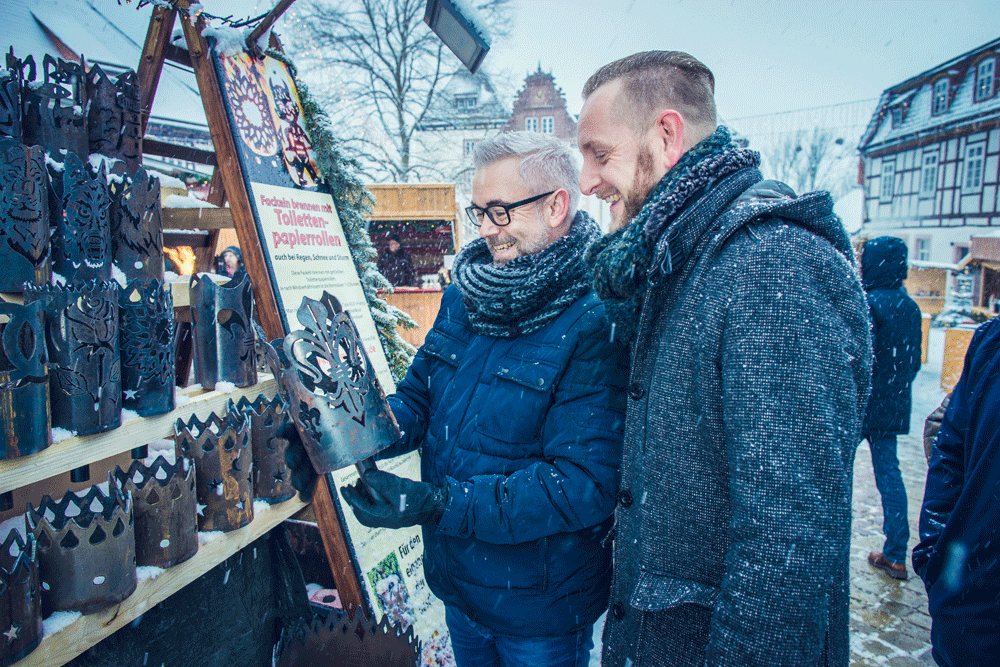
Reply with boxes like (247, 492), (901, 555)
(525, 117), (538, 132)
(880, 161), (895, 202)
(915, 237), (931, 262)
(932, 78), (949, 115)
(919, 152), (938, 198)
(541, 117), (554, 134)
(975, 57), (996, 102)
(464, 140), (476, 156)
(962, 143), (985, 193)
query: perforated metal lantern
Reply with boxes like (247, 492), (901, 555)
(0, 529), (42, 667)
(0, 298), (49, 460)
(49, 152), (111, 284)
(0, 63), (23, 142)
(86, 65), (141, 175)
(26, 481), (137, 615)
(113, 456), (198, 568)
(110, 168), (164, 282)
(20, 55), (88, 160)
(0, 139), (51, 292)
(24, 281), (121, 436)
(259, 292), (400, 475)
(190, 272), (256, 391)
(119, 279), (175, 417)
(232, 395), (295, 504)
(175, 409), (254, 533)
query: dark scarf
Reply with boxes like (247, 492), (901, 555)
(452, 210), (599, 338)
(585, 126), (759, 344)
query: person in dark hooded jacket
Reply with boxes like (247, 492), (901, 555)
(913, 315), (1000, 666)
(860, 236), (922, 581)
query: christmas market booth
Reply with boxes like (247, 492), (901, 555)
(0, 0), (494, 665)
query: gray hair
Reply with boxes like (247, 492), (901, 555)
(583, 51), (717, 134)
(472, 132), (580, 218)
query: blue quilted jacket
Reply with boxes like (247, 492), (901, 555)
(385, 285), (627, 636)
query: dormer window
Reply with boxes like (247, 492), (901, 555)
(975, 57), (996, 102)
(891, 106), (902, 127)
(931, 78), (949, 115)
(454, 95), (478, 110)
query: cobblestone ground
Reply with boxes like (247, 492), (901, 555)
(850, 329), (947, 666)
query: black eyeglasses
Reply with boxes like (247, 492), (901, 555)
(465, 190), (555, 227)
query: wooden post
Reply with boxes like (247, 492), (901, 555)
(136, 4), (177, 137)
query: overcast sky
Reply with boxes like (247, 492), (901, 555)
(482, 0), (998, 121)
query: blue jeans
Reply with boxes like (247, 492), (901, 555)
(867, 434), (909, 564)
(445, 605), (594, 667)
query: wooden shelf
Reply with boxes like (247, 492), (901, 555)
(0, 375), (278, 494)
(162, 206), (234, 230)
(13, 495), (305, 667)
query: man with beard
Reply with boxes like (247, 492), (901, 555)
(577, 51), (871, 666)
(286, 132), (627, 667)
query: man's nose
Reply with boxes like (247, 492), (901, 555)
(478, 216), (500, 237)
(579, 160), (600, 196)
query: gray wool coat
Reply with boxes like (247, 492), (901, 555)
(602, 169), (872, 667)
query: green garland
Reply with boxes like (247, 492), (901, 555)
(267, 49), (417, 383)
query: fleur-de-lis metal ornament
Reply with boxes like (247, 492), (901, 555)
(24, 281), (121, 436)
(0, 298), (50, 460)
(0, 139), (50, 291)
(49, 152), (112, 284)
(110, 168), (164, 282)
(175, 409), (254, 533)
(119, 279), (175, 417)
(0, 529), (42, 667)
(190, 272), (256, 391)
(113, 456), (198, 568)
(232, 395), (295, 504)
(86, 65), (141, 175)
(259, 292), (400, 476)
(21, 55), (88, 160)
(26, 480), (137, 615)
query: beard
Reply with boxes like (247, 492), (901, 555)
(622, 147), (657, 224)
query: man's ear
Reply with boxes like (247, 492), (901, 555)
(653, 109), (686, 172)
(545, 189), (571, 228)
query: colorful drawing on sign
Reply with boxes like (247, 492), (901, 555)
(367, 552), (416, 632)
(215, 52), (320, 189)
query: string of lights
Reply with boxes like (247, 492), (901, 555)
(117, 0), (270, 29)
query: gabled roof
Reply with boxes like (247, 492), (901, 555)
(1, 0), (208, 129)
(859, 36), (1000, 153)
(418, 69), (509, 130)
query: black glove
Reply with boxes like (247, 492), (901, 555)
(279, 421), (318, 503)
(340, 470), (448, 529)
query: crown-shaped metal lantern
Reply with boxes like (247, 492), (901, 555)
(49, 152), (111, 284)
(26, 481), (137, 615)
(0, 529), (42, 667)
(20, 54), (88, 160)
(258, 292), (400, 477)
(174, 410), (254, 532)
(0, 63), (22, 141)
(119, 279), (175, 417)
(232, 395), (295, 504)
(190, 272), (257, 391)
(0, 298), (49, 460)
(113, 456), (198, 568)
(276, 606), (420, 667)
(0, 140), (51, 292)
(110, 168), (164, 282)
(86, 65), (141, 175)
(24, 281), (121, 436)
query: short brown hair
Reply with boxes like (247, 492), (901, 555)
(583, 51), (717, 131)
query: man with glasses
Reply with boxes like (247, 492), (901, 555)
(287, 131), (626, 666)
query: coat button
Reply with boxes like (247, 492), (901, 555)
(628, 382), (645, 400)
(536, 378), (545, 387)
(618, 489), (633, 508)
(612, 601), (625, 620)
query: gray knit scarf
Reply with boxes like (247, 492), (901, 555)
(451, 210), (599, 338)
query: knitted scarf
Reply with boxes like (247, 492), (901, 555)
(585, 126), (759, 344)
(452, 210), (600, 338)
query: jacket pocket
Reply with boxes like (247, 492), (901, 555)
(475, 358), (560, 446)
(422, 330), (465, 368)
(630, 570), (720, 611)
